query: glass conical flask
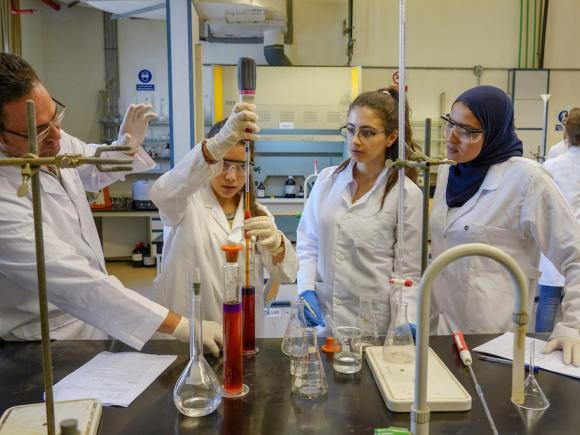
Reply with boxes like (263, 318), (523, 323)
(291, 327), (328, 399)
(281, 299), (307, 356)
(173, 268), (222, 416)
(382, 301), (415, 363)
(281, 299), (307, 375)
(358, 295), (380, 349)
(512, 340), (550, 411)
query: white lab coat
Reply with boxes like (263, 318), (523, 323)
(297, 160), (423, 328)
(430, 157), (580, 341)
(546, 140), (568, 159)
(0, 131), (168, 349)
(149, 145), (298, 337)
(539, 146), (580, 286)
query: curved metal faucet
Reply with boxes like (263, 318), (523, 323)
(411, 243), (529, 435)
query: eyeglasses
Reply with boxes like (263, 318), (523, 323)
(1, 98), (66, 142)
(441, 114), (483, 144)
(339, 125), (386, 145)
(222, 159), (254, 176)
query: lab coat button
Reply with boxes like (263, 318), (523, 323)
(335, 298), (342, 306)
(337, 253), (344, 261)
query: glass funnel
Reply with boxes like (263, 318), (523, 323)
(512, 340), (550, 411)
(291, 327), (328, 399)
(173, 268), (222, 416)
(382, 301), (415, 364)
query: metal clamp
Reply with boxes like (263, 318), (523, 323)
(411, 406), (430, 424)
(512, 312), (529, 326)
(93, 145), (133, 172)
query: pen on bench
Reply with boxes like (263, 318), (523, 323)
(478, 354), (539, 372)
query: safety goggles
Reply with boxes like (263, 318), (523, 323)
(441, 114), (483, 144)
(1, 98), (66, 143)
(339, 125), (386, 145)
(222, 159), (254, 176)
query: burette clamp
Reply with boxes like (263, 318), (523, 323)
(389, 278), (413, 287)
(512, 312), (529, 326)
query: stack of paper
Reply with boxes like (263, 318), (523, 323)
(52, 352), (177, 407)
(473, 332), (580, 379)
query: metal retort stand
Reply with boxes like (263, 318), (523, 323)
(0, 100), (134, 435)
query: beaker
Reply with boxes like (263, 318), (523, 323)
(382, 301), (415, 364)
(512, 340), (550, 411)
(291, 327), (328, 399)
(358, 296), (380, 349)
(333, 326), (363, 374)
(242, 240), (258, 355)
(221, 245), (249, 399)
(173, 268), (222, 416)
(281, 299), (307, 374)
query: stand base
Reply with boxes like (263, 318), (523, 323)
(0, 399), (101, 435)
(243, 346), (259, 355)
(221, 384), (249, 399)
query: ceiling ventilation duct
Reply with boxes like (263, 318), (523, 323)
(193, 0), (292, 66)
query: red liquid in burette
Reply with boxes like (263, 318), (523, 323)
(242, 286), (256, 353)
(223, 301), (243, 394)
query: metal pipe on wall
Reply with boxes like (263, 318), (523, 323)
(420, 118), (431, 274)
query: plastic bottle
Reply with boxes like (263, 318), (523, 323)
(132, 242), (145, 268)
(285, 176), (296, 198)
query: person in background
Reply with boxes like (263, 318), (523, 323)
(150, 108), (298, 336)
(296, 87), (423, 330)
(430, 85), (580, 366)
(0, 53), (221, 353)
(537, 108), (580, 332)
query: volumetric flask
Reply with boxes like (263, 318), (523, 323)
(291, 327), (328, 399)
(382, 301), (415, 364)
(358, 296), (380, 349)
(173, 268), (222, 416)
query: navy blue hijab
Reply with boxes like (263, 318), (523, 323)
(446, 85), (523, 208)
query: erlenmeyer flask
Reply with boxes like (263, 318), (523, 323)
(174, 268), (222, 416)
(512, 340), (550, 411)
(281, 299), (306, 356)
(282, 300), (307, 375)
(291, 327), (328, 399)
(382, 301), (415, 363)
(358, 296), (380, 349)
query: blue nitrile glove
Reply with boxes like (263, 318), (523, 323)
(409, 323), (416, 342)
(299, 290), (326, 327)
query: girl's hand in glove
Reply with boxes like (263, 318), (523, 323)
(205, 102), (260, 161)
(244, 215), (284, 255)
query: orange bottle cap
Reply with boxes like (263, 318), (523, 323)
(321, 336), (341, 353)
(221, 244), (242, 262)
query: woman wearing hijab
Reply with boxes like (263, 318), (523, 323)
(430, 85), (580, 366)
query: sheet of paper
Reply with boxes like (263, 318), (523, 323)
(52, 352), (177, 407)
(473, 332), (580, 380)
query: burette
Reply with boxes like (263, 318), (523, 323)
(393, 0), (409, 304)
(237, 57), (257, 288)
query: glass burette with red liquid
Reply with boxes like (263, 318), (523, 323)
(221, 244), (249, 398)
(238, 56), (258, 355)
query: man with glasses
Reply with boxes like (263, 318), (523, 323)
(0, 53), (225, 353)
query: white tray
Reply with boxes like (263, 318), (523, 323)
(0, 399), (101, 435)
(366, 346), (471, 412)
